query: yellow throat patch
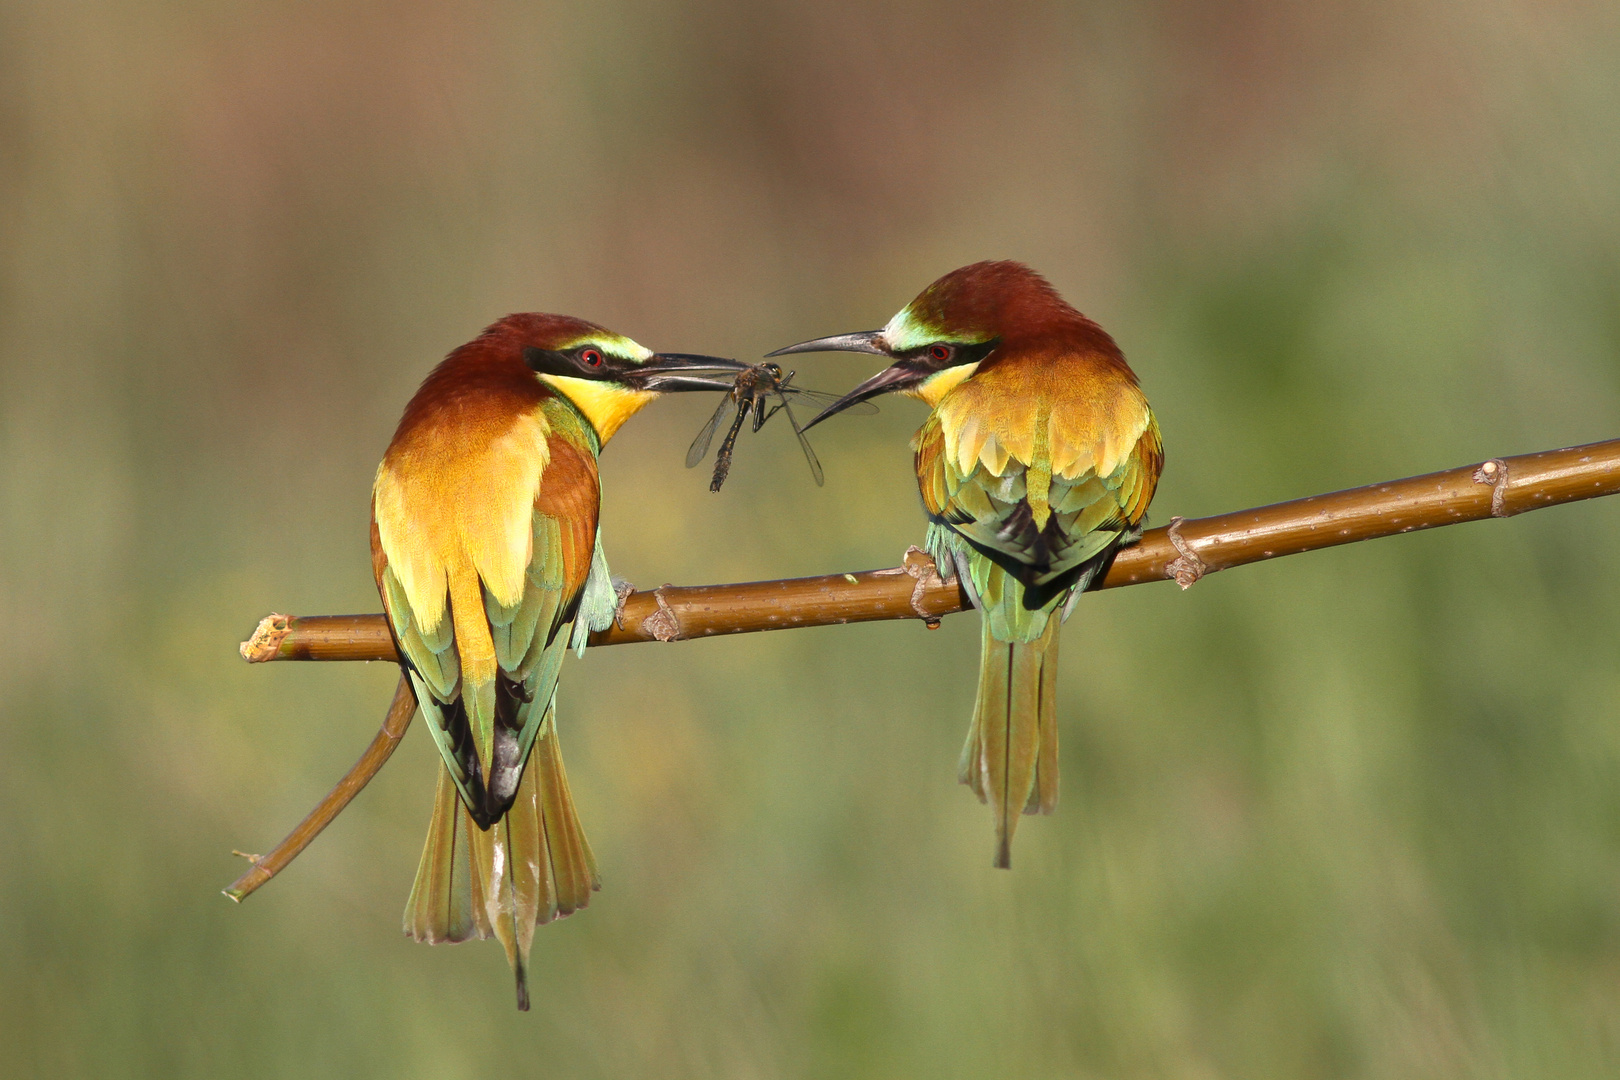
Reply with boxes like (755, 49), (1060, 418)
(539, 375), (656, 443)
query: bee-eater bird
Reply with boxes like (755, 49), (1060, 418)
(772, 262), (1162, 868)
(372, 313), (741, 1008)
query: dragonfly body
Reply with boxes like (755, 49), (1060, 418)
(687, 362), (874, 490)
(707, 392), (753, 491)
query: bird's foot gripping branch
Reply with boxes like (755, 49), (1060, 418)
(229, 437), (1620, 903)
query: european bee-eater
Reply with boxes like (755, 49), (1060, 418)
(372, 313), (739, 1008)
(773, 261), (1162, 868)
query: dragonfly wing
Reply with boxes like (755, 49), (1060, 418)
(686, 396), (733, 468)
(778, 395), (825, 487)
(780, 386), (880, 415)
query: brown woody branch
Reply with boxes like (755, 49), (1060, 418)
(241, 437), (1620, 663)
(226, 437), (1620, 902)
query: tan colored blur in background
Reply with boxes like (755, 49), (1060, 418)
(5, 1), (1620, 1076)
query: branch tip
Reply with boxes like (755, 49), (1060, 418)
(240, 613), (293, 662)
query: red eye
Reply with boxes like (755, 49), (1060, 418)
(580, 348), (604, 367)
(929, 344), (953, 362)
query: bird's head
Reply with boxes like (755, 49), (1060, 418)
(771, 261), (1103, 429)
(488, 313), (744, 442)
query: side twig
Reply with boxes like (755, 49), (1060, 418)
(224, 674), (416, 902)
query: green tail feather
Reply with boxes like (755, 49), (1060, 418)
(403, 698), (600, 1010)
(403, 765), (482, 943)
(959, 615), (1061, 868)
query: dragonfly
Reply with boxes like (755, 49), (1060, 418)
(685, 362), (877, 492)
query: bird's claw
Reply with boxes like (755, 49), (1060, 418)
(611, 579), (636, 631)
(900, 546), (946, 626)
(1165, 517), (1207, 589)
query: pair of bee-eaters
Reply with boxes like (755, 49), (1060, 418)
(372, 261), (1162, 1008)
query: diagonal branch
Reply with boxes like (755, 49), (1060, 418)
(223, 674), (415, 902)
(240, 437), (1620, 663)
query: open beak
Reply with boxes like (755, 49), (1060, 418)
(766, 330), (909, 430)
(765, 330), (890, 359)
(639, 353), (750, 393)
(801, 362), (925, 430)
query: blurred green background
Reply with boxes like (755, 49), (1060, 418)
(5, 1), (1620, 1076)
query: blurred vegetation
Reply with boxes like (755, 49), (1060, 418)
(5, 1), (1620, 1076)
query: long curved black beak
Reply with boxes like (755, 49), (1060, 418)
(765, 330), (889, 359)
(801, 362), (924, 430)
(640, 353), (750, 392)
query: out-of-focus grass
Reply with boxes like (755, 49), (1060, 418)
(5, 1), (1620, 1077)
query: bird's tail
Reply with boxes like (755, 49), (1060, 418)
(958, 614), (1061, 869)
(403, 698), (599, 1010)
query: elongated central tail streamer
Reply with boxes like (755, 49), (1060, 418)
(958, 615), (1061, 868)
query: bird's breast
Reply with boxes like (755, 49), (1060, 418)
(373, 407), (552, 633)
(932, 354), (1153, 484)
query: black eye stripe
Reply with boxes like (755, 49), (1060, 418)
(523, 344), (623, 380)
(905, 338), (999, 370)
